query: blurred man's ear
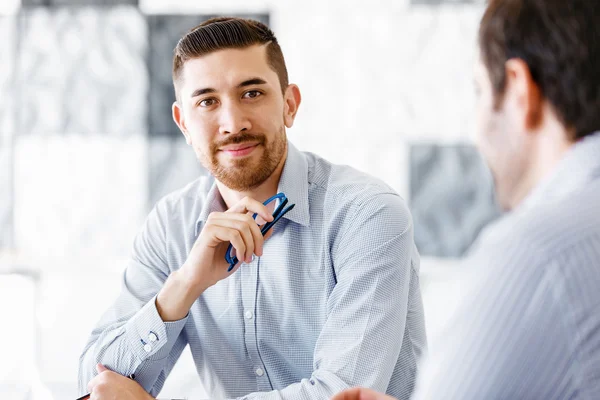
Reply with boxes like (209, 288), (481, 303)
(505, 59), (543, 132)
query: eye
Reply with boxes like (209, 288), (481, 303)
(199, 98), (217, 107)
(243, 90), (262, 99)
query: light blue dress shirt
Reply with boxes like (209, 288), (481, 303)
(412, 132), (600, 399)
(78, 141), (426, 400)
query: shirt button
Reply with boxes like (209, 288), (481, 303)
(148, 332), (158, 342)
(255, 368), (264, 377)
(143, 343), (152, 353)
(244, 310), (254, 320)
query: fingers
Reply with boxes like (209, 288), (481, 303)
(96, 363), (109, 373)
(331, 388), (361, 400)
(331, 388), (393, 400)
(210, 225), (247, 263)
(88, 364), (113, 392)
(205, 211), (266, 262)
(212, 213), (265, 257)
(87, 370), (103, 392)
(226, 196), (274, 223)
(202, 196), (276, 264)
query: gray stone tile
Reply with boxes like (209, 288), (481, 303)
(16, 6), (148, 136)
(410, 144), (502, 257)
(148, 137), (208, 207)
(148, 13), (269, 138)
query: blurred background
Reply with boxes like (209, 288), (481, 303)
(0, 0), (500, 398)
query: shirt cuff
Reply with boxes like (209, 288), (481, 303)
(125, 295), (188, 362)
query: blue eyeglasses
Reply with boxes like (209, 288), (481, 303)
(225, 192), (295, 272)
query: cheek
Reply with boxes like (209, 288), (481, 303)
(475, 103), (493, 154)
(475, 103), (505, 176)
(186, 116), (217, 145)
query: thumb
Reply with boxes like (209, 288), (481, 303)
(96, 363), (109, 373)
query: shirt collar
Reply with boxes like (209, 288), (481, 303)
(194, 141), (311, 236)
(275, 141), (311, 227)
(519, 131), (600, 211)
(194, 179), (227, 236)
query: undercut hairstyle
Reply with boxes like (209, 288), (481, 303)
(172, 17), (289, 101)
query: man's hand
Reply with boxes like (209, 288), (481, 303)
(156, 196), (273, 321)
(87, 364), (154, 400)
(331, 388), (397, 400)
(181, 196), (274, 287)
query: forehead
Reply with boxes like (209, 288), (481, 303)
(179, 44), (277, 94)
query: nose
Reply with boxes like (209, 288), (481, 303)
(219, 101), (252, 135)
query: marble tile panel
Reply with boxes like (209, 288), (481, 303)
(17, 6), (148, 136)
(410, 144), (501, 257)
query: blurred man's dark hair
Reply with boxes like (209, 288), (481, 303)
(479, 0), (600, 140)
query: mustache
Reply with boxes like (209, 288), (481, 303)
(213, 132), (266, 149)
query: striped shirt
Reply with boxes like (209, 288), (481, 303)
(78, 141), (426, 399)
(412, 131), (600, 399)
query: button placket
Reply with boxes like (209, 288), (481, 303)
(240, 256), (272, 389)
(240, 256), (259, 362)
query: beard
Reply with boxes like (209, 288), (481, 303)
(200, 129), (287, 192)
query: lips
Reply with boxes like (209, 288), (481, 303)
(221, 142), (259, 157)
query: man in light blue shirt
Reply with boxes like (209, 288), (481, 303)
(334, 0), (600, 399)
(79, 17), (425, 400)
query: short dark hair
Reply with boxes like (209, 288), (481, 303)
(172, 17), (289, 101)
(479, 0), (600, 140)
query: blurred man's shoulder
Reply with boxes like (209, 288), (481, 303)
(468, 180), (600, 278)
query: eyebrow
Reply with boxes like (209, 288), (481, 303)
(190, 78), (268, 99)
(190, 87), (216, 98)
(238, 78), (267, 88)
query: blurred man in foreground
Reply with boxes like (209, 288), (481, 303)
(335, 0), (600, 398)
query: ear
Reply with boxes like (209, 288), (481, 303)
(505, 58), (543, 131)
(283, 84), (302, 128)
(172, 101), (192, 145)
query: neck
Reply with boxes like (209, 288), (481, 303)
(509, 118), (575, 209)
(217, 148), (288, 209)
